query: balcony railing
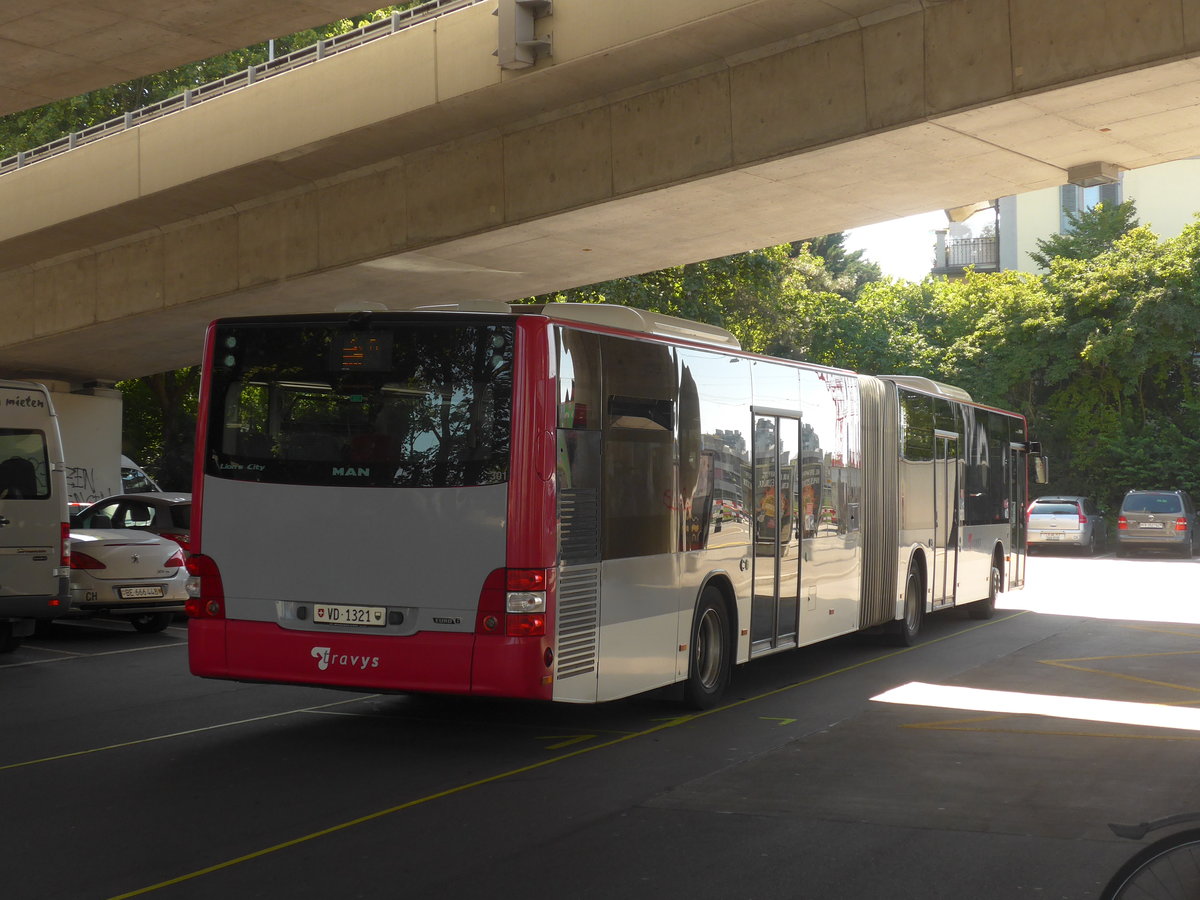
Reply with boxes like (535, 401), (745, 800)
(932, 235), (999, 275)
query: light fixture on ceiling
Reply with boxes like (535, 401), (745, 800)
(1067, 161), (1123, 187)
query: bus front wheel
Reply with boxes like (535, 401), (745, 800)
(684, 588), (731, 710)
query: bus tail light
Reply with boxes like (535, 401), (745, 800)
(506, 614), (546, 637)
(61, 522), (70, 568)
(505, 568), (547, 636)
(1118, 516), (1128, 530)
(185, 553), (225, 619)
(476, 568), (550, 636)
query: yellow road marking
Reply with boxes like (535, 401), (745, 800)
(106, 612), (1025, 898)
(537, 734), (596, 750)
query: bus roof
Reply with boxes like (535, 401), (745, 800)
(411, 300), (741, 351)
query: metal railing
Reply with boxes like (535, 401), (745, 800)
(0, 0), (485, 178)
(936, 236), (999, 270)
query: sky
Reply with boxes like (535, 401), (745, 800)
(843, 210), (950, 282)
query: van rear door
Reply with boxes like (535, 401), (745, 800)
(0, 382), (68, 618)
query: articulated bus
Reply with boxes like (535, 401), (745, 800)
(186, 302), (1045, 707)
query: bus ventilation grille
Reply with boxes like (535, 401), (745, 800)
(559, 489), (600, 564)
(556, 565), (600, 680)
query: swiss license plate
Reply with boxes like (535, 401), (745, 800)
(1139, 522), (1165, 529)
(312, 603), (387, 627)
(118, 585), (165, 599)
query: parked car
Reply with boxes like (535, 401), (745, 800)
(1117, 490), (1198, 558)
(1027, 496), (1108, 555)
(64, 528), (187, 632)
(70, 492), (192, 553)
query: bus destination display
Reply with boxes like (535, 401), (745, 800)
(329, 331), (393, 372)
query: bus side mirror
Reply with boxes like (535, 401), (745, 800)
(1032, 455), (1049, 485)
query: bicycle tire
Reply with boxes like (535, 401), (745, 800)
(1101, 828), (1200, 899)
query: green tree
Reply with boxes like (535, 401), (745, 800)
(525, 243), (866, 359)
(118, 369), (201, 491)
(1036, 222), (1200, 507)
(1028, 200), (1140, 270)
(790, 232), (881, 299)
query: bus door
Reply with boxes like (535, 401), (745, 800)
(931, 430), (959, 608)
(750, 414), (800, 655)
(1009, 444), (1027, 587)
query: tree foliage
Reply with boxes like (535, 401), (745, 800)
(119, 369), (200, 491)
(1028, 200), (1139, 270)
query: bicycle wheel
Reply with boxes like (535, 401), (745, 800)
(1102, 828), (1200, 899)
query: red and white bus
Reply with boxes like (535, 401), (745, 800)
(186, 301), (1044, 706)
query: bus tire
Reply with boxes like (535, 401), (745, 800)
(969, 559), (1000, 620)
(890, 568), (923, 646)
(130, 612), (174, 634)
(683, 587), (731, 710)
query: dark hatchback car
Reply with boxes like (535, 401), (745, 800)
(1116, 490), (1198, 558)
(70, 493), (193, 554)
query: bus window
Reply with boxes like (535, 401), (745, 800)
(679, 350), (752, 552)
(207, 322), (513, 488)
(556, 329), (602, 564)
(600, 336), (676, 560)
(899, 390), (934, 462)
(962, 408), (1011, 525)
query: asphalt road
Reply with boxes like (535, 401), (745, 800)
(4, 550), (1200, 900)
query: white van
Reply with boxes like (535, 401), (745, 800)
(0, 380), (70, 652)
(120, 455), (161, 493)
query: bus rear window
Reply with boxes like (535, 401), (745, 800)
(206, 321), (513, 488)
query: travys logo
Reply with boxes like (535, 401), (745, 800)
(310, 646), (380, 671)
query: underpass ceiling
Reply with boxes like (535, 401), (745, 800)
(4, 0), (1200, 383)
(0, 0), (372, 116)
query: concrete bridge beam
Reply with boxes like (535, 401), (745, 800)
(3, 0), (1200, 380)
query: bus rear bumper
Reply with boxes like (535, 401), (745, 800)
(188, 620), (552, 700)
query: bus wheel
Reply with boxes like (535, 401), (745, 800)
(890, 569), (923, 646)
(969, 561), (1000, 620)
(684, 588), (731, 710)
(129, 612), (174, 634)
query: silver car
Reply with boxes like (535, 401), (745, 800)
(65, 529), (188, 632)
(1027, 496), (1108, 555)
(1117, 490), (1198, 558)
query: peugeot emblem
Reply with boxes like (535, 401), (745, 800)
(130, 553), (140, 564)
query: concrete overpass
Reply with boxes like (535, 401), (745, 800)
(3, 0), (1200, 383)
(0, 0), (374, 115)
